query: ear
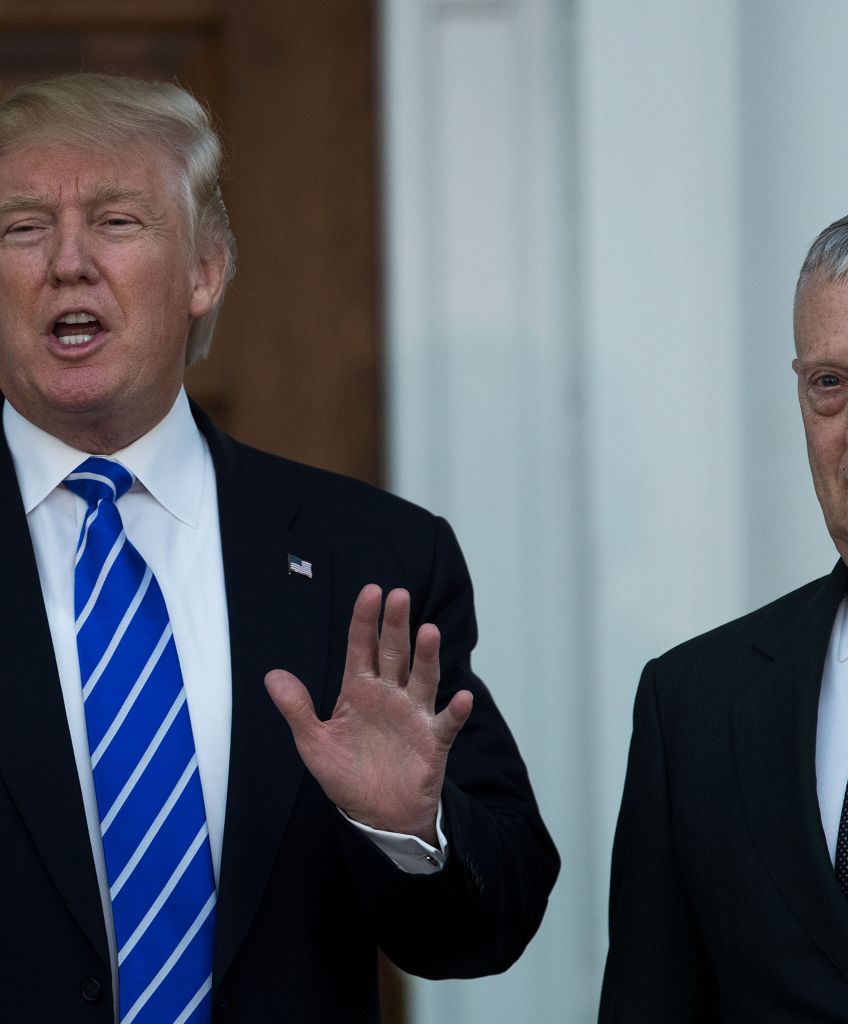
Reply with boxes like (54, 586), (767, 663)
(189, 243), (228, 319)
(791, 357), (799, 376)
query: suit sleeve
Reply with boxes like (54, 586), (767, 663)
(598, 662), (718, 1022)
(334, 516), (560, 979)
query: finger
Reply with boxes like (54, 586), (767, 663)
(265, 669), (321, 750)
(378, 588), (411, 685)
(342, 584), (383, 679)
(406, 621), (440, 706)
(431, 689), (473, 747)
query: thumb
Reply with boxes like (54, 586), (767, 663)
(432, 689), (474, 747)
(265, 669), (320, 744)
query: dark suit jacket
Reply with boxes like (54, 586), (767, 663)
(599, 559), (848, 1022)
(0, 401), (559, 1023)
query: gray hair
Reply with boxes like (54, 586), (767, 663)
(0, 73), (237, 364)
(795, 214), (848, 320)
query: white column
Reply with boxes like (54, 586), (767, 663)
(736, 0), (848, 602)
(579, 0), (749, 980)
(379, 0), (846, 1020)
(381, 1), (584, 1019)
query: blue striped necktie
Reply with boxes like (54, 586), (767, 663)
(65, 457), (216, 1024)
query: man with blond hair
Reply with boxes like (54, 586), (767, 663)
(0, 74), (558, 1023)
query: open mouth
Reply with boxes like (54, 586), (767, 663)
(52, 311), (103, 346)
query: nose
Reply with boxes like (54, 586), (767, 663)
(49, 222), (99, 285)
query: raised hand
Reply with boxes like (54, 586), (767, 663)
(265, 584), (473, 844)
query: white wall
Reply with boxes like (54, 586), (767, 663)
(379, 2), (848, 1021)
(737, 1), (848, 604)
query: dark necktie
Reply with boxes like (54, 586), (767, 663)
(65, 457), (216, 1024)
(836, 778), (848, 897)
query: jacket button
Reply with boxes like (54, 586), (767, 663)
(80, 977), (103, 1003)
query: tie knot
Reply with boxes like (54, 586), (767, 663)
(65, 457), (134, 506)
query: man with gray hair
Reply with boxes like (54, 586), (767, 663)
(0, 74), (558, 1023)
(599, 215), (848, 1020)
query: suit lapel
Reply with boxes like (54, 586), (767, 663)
(0, 418), (108, 965)
(733, 561), (848, 980)
(198, 412), (332, 987)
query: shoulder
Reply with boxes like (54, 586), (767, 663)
(643, 565), (846, 709)
(194, 403), (453, 568)
(196, 400), (433, 512)
(195, 408), (478, 638)
(660, 569), (842, 665)
(228, 433), (438, 529)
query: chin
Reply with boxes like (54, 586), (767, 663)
(40, 366), (124, 411)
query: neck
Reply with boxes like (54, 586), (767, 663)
(4, 392), (179, 454)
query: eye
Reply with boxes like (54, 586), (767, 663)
(1, 220), (46, 243)
(815, 373), (841, 388)
(5, 221), (40, 236)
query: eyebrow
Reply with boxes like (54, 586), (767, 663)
(0, 193), (50, 216)
(0, 184), (158, 218)
(86, 184), (157, 217)
(798, 360), (848, 374)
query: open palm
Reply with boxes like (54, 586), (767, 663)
(265, 585), (473, 843)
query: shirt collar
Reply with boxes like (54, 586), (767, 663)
(3, 388), (205, 527)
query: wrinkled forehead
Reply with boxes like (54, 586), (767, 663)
(0, 140), (187, 219)
(794, 272), (848, 357)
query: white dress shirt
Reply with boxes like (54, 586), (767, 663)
(816, 595), (848, 862)
(3, 390), (444, 990)
(4, 390), (232, 980)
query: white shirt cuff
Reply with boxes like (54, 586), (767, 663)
(339, 801), (448, 874)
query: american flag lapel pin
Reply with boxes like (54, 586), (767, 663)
(287, 553), (313, 579)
